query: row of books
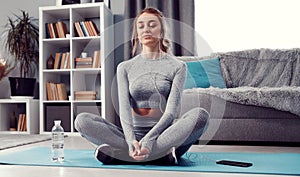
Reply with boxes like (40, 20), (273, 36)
(46, 82), (68, 101)
(46, 21), (68, 39)
(17, 114), (27, 131)
(74, 21), (99, 37)
(75, 50), (101, 68)
(54, 52), (71, 69)
(9, 114), (27, 132)
(74, 91), (97, 100)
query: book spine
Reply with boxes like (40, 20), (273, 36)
(45, 23), (50, 38)
(79, 21), (88, 37)
(74, 22), (84, 37)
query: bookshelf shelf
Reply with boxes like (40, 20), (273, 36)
(73, 68), (101, 73)
(43, 100), (71, 103)
(73, 100), (102, 103)
(44, 69), (71, 73)
(0, 99), (39, 134)
(72, 36), (101, 40)
(39, 3), (114, 134)
(43, 38), (70, 42)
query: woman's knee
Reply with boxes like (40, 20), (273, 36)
(74, 112), (93, 132)
(187, 107), (210, 127)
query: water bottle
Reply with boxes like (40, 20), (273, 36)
(51, 120), (64, 162)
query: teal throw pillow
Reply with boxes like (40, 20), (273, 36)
(184, 57), (226, 89)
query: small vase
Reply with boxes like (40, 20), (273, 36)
(47, 55), (55, 69)
(56, 0), (62, 6)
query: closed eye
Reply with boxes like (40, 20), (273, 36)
(137, 24), (144, 29)
(149, 22), (157, 28)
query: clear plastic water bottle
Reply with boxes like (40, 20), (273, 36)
(51, 120), (64, 162)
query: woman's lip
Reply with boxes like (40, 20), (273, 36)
(143, 36), (152, 39)
(143, 34), (152, 37)
(143, 35), (152, 39)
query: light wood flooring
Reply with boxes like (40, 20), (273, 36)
(0, 136), (299, 177)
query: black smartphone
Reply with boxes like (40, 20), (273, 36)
(216, 160), (253, 167)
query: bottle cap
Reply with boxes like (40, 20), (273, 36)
(54, 120), (61, 125)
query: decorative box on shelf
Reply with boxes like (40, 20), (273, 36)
(74, 91), (97, 100)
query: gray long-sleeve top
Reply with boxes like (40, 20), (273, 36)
(117, 54), (187, 153)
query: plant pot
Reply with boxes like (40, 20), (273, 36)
(9, 77), (36, 97)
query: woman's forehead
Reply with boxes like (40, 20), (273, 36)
(137, 13), (160, 23)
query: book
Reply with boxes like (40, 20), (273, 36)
(17, 114), (26, 131)
(89, 20), (100, 36)
(75, 95), (96, 100)
(47, 82), (69, 101)
(45, 23), (50, 38)
(79, 21), (88, 37)
(64, 52), (70, 69)
(92, 50), (101, 68)
(47, 23), (55, 38)
(75, 64), (93, 68)
(87, 21), (96, 36)
(55, 22), (63, 38)
(49, 23), (57, 38)
(74, 22), (84, 37)
(75, 57), (93, 68)
(75, 57), (93, 62)
(66, 53), (71, 69)
(76, 62), (93, 65)
(53, 23), (59, 38)
(22, 114), (27, 131)
(56, 83), (68, 100)
(46, 82), (53, 100)
(75, 91), (96, 95)
(56, 21), (68, 38)
(17, 114), (23, 131)
(59, 52), (67, 69)
(50, 82), (58, 100)
(54, 52), (62, 69)
(84, 21), (94, 36)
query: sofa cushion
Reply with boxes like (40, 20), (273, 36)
(184, 58), (227, 89)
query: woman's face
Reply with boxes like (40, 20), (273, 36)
(136, 13), (162, 48)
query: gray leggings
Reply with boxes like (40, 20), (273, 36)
(75, 107), (209, 159)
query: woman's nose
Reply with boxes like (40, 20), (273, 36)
(143, 26), (151, 32)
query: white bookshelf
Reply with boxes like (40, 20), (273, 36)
(0, 99), (39, 134)
(39, 3), (115, 134)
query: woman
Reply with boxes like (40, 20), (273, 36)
(75, 7), (209, 165)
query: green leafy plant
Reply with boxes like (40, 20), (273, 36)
(4, 10), (39, 78)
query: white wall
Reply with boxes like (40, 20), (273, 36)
(195, 0), (300, 54)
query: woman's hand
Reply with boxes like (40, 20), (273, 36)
(129, 140), (141, 158)
(129, 140), (150, 161)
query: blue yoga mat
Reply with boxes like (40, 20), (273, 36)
(0, 147), (299, 175)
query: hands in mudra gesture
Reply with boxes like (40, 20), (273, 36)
(129, 140), (150, 161)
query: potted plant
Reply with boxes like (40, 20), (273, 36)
(3, 10), (39, 97)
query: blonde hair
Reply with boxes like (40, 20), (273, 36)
(131, 7), (171, 56)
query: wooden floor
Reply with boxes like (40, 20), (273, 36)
(0, 136), (299, 177)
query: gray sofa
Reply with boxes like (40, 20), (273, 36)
(179, 48), (300, 145)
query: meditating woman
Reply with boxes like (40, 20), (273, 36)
(75, 7), (209, 165)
